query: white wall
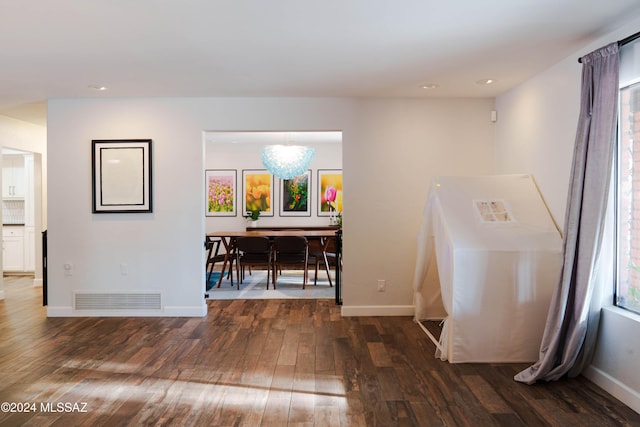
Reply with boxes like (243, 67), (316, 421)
(343, 98), (496, 314)
(46, 96), (495, 317)
(495, 12), (640, 414)
(494, 58), (578, 230)
(0, 115), (46, 298)
(0, 115), (46, 154)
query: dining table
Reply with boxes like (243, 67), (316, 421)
(206, 229), (341, 300)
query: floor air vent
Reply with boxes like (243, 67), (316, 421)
(74, 291), (162, 311)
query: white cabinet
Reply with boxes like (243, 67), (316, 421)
(3, 226), (24, 271)
(3, 155), (25, 198)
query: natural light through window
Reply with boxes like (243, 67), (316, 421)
(617, 40), (640, 315)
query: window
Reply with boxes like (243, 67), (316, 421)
(616, 40), (640, 314)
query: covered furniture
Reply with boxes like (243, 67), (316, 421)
(413, 175), (563, 363)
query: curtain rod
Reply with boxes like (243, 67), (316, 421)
(578, 30), (640, 63)
(618, 30), (640, 47)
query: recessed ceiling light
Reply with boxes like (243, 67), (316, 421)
(88, 85), (108, 91)
(476, 79), (496, 85)
(420, 84), (440, 90)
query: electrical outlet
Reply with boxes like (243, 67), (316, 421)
(64, 263), (73, 276)
(377, 279), (386, 292)
(120, 263), (128, 275)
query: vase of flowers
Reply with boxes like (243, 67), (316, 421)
(244, 209), (261, 227)
(335, 211), (342, 228)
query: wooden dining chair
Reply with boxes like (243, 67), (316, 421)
(235, 236), (273, 289)
(205, 236), (234, 286)
(308, 236), (336, 287)
(272, 236), (309, 289)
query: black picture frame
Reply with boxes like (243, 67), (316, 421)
(279, 170), (311, 217)
(92, 139), (153, 213)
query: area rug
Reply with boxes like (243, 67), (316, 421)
(205, 272), (222, 291)
(205, 269), (335, 300)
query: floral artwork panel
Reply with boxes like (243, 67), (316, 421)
(205, 170), (236, 216)
(318, 169), (342, 216)
(280, 170), (311, 217)
(242, 169), (274, 216)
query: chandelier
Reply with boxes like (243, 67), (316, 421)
(261, 145), (315, 179)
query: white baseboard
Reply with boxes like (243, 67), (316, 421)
(341, 305), (414, 317)
(163, 305), (208, 317)
(46, 304), (207, 317)
(32, 278), (43, 287)
(583, 365), (640, 414)
(0, 290), (4, 300)
(46, 306), (75, 317)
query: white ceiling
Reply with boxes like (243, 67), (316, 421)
(206, 131), (342, 145)
(1, 0), (639, 127)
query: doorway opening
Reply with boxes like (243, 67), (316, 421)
(1, 148), (44, 299)
(203, 130), (342, 301)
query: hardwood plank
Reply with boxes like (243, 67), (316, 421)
(276, 323), (300, 366)
(313, 372), (343, 408)
(377, 367), (404, 401)
(462, 374), (512, 414)
(407, 401), (446, 427)
(367, 341), (393, 367)
(314, 404), (341, 427)
(260, 396), (291, 426)
(289, 370), (316, 425)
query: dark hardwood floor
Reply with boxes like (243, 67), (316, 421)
(0, 276), (638, 426)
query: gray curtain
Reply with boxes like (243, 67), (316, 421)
(515, 43), (619, 384)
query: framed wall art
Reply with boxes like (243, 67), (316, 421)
(279, 170), (311, 217)
(92, 139), (152, 213)
(242, 169), (274, 216)
(205, 169), (237, 216)
(318, 169), (342, 216)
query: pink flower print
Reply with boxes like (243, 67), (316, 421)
(325, 186), (337, 203)
(325, 186), (337, 211)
